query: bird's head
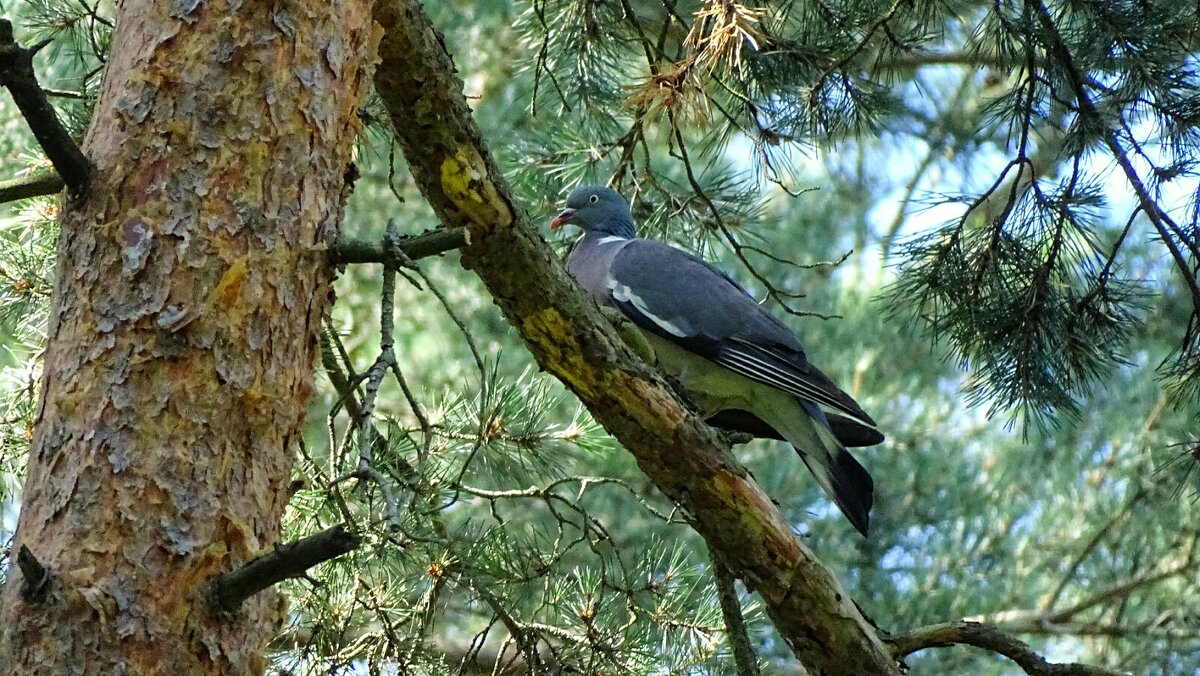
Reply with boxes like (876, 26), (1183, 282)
(550, 186), (636, 239)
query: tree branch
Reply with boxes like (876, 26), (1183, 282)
(871, 51), (1013, 71)
(711, 551), (761, 676)
(0, 169), (63, 204)
(16, 545), (51, 603)
(332, 226), (467, 266)
(0, 20), (91, 197)
(1029, 0), (1200, 317)
(319, 324), (421, 487)
(965, 619), (1195, 640)
(1043, 486), (1147, 613)
(971, 560), (1193, 636)
(890, 621), (1127, 676)
(210, 524), (360, 613)
(370, 1), (899, 673)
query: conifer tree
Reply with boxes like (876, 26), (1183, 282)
(0, 0), (1196, 674)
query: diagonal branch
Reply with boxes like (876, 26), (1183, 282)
(711, 549), (761, 676)
(369, 1), (899, 673)
(972, 549), (1195, 635)
(0, 20), (91, 197)
(210, 524), (360, 613)
(1043, 486), (1148, 612)
(1048, 563), (1191, 625)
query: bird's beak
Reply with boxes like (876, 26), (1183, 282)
(550, 208), (576, 229)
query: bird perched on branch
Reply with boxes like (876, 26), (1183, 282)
(551, 186), (884, 536)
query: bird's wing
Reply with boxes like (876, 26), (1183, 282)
(708, 409), (884, 447)
(606, 239), (879, 432)
(713, 336), (877, 429)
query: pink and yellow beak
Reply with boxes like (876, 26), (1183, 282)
(550, 208), (575, 229)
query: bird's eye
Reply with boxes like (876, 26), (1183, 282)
(589, 194), (599, 204)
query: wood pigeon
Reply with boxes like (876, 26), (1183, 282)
(551, 186), (884, 536)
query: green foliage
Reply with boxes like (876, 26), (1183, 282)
(892, 177), (1147, 423)
(0, 197), (54, 516)
(9, 0), (108, 132)
(0, 0), (1198, 674)
(284, 357), (745, 673)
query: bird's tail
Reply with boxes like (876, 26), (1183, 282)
(745, 391), (876, 536)
(792, 401), (875, 537)
(796, 443), (874, 537)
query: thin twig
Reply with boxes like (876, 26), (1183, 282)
(351, 297), (400, 519)
(329, 225), (413, 529)
(333, 227), (467, 266)
(807, 0), (907, 100)
(871, 51), (1014, 71)
(471, 579), (544, 669)
(1050, 563), (1192, 625)
(667, 116), (817, 316)
(1043, 486), (1148, 612)
(320, 326), (364, 418)
(385, 227), (486, 383)
(977, 537), (1194, 635)
(384, 225), (490, 489)
(1028, 0), (1200, 317)
(320, 321), (422, 496)
(42, 88), (87, 99)
(710, 550), (760, 676)
(528, 0), (570, 116)
(880, 69), (981, 263)
(459, 475), (683, 524)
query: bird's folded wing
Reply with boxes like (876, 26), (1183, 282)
(714, 337), (877, 429)
(707, 408), (883, 447)
(603, 239), (879, 432)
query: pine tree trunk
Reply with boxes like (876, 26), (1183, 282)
(0, 2), (377, 673)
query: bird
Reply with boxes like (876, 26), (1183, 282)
(551, 185), (884, 536)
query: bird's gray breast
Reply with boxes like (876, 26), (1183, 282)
(566, 235), (634, 303)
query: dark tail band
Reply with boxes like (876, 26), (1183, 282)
(800, 448), (875, 537)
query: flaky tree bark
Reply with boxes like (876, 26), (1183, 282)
(371, 1), (899, 674)
(0, 2), (377, 673)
